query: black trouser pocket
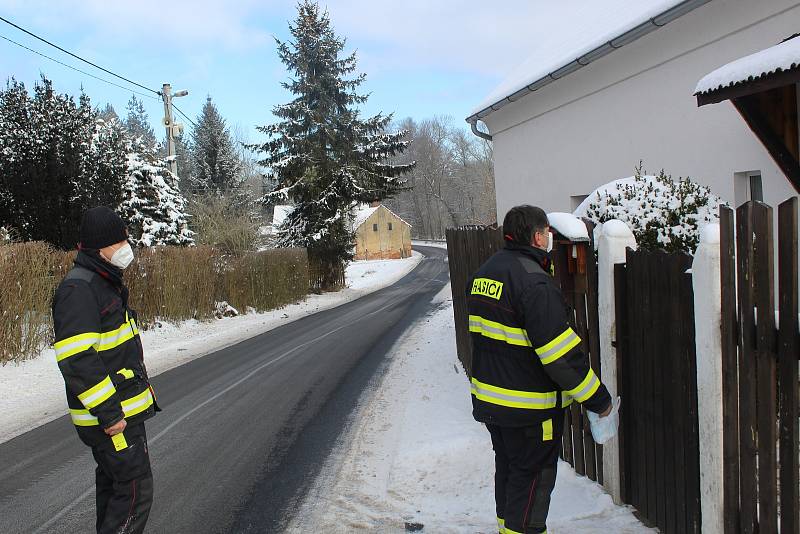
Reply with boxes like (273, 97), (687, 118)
(93, 427), (150, 483)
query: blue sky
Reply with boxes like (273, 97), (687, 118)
(0, 1), (573, 142)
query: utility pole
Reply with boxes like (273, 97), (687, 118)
(161, 83), (188, 181)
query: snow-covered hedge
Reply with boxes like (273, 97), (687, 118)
(574, 165), (726, 253)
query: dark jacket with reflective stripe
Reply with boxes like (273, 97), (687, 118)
(468, 241), (611, 428)
(52, 254), (157, 447)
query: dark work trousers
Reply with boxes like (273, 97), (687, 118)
(90, 424), (153, 534)
(487, 419), (561, 534)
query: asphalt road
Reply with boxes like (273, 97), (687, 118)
(0, 245), (449, 534)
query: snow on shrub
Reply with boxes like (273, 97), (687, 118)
(575, 163), (726, 253)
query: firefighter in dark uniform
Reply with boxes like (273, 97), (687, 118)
(52, 207), (159, 534)
(468, 205), (612, 534)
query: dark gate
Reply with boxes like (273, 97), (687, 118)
(614, 249), (701, 533)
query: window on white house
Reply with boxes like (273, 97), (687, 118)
(373, 223), (378, 231)
(570, 195), (589, 212)
(388, 222), (393, 231)
(734, 171), (764, 206)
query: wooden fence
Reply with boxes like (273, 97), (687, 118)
(719, 199), (799, 534)
(445, 223), (604, 484)
(445, 225), (504, 376)
(614, 250), (701, 533)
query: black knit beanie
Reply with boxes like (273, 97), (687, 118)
(79, 207), (128, 249)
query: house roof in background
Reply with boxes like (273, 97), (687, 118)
(352, 204), (413, 230)
(467, 0), (708, 124)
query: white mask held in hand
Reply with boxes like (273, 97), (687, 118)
(108, 243), (134, 270)
(587, 396), (621, 444)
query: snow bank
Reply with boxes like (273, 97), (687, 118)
(695, 36), (800, 95)
(0, 252), (423, 445)
(548, 212), (589, 241)
(292, 285), (654, 533)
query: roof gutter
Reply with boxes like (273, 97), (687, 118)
(466, 0), (712, 140)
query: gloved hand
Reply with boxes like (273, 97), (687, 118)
(587, 396), (621, 444)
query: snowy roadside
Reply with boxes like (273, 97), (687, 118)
(413, 239), (447, 250)
(0, 252), (423, 445)
(290, 283), (655, 534)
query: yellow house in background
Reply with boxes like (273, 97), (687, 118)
(353, 203), (412, 260)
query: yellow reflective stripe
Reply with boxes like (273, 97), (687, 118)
(504, 527), (523, 534)
(542, 418), (553, 441)
(97, 322), (135, 352)
(562, 392), (573, 407)
(470, 378), (557, 410)
(117, 368), (135, 380)
(68, 387), (154, 426)
(121, 388), (154, 418)
(468, 315), (532, 347)
(566, 368), (601, 403)
(535, 327), (581, 364)
(77, 376), (116, 409)
(54, 332), (100, 361)
(497, 517), (505, 529)
(69, 408), (101, 426)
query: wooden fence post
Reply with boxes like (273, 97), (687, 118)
(735, 202), (759, 534)
(778, 197), (799, 534)
(597, 220), (637, 505)
(719, 205), (740, 534)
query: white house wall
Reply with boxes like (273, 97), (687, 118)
(484, 0), (800, 221)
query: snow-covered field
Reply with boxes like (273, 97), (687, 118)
(290, 284), (654, 533)
(0, 252), (422, 445)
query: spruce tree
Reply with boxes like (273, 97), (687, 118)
(119, 136), (194, 247)
(252, 0), (412, 288)
(123, 95), (157, 148)
(189, 96), (241, 194)
(0, 77), (125, 248)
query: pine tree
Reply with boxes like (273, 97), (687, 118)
(98, 103), (119, 122)
(251, 0), (412, 288)
(118, 136), (194, 247)
(189, 96), (241, 194)
(123, 95), (157, 148)
(0, 77), (125, 248)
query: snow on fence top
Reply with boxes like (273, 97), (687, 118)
(695, 36), (800, 95)
(547, 212), (589, 242)
(601, 219), (635, 239)
(470, 0), (686, 118)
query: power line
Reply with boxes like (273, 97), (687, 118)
(0, 34), (159, 101)
(173, 104), (198, 129)
(0, 15), (160, 96)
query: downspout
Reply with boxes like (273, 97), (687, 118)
(469, 119), (493, 141)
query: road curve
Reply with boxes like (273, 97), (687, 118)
(0, 245), (449, 534)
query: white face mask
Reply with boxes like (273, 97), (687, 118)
(108, 243), (134, 270)
(547, 232), (554, 253)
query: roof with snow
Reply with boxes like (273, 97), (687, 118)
(694, 35), (800, 101)
(352, 204), (412, 230)
(547, 212), (590, 242)
(467, 0), (708, 124)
